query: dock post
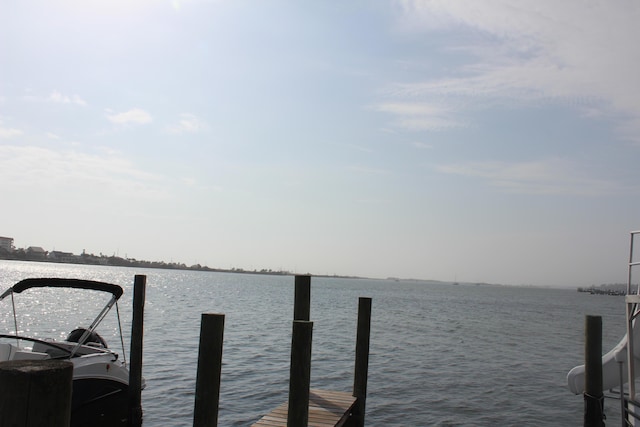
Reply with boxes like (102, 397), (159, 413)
(619, 361), (626, 427)
(128, 274), (146, 427)
(193, 313), (225, 427)
(0, 360), (73, 427)
(352, 297), (372, 427)
(288, 320), (314, 427)
(584, 315), (605, 427)
(294, 275), (311, 321)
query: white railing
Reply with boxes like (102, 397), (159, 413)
(625, 231), (640, 426)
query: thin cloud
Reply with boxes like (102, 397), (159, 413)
(412, 141), (433, 149)
(167, 113), (206, 134)
(0, 145), (167, 199)
(180, 176), (223, 192)
(0, 126), (23, 138)
(347, 164), (392, 175)
(348, 144), (373, 154)
(435, 158), (619, 196)
(49, 90), (87, 106)
(181, 177), (197, 186)
(374, 102), (464, 131)
(105, 108), (153, 125)
(21, 90), (87, 106)
(356, 198), (392, 205)
(388, 0), (640, 140)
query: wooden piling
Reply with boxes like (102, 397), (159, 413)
(193, 313), (225, 427)
(294, 275), (311, 321)
(584, 315), (605, 427)
(288, 320), (314, 427)
(0, 360), (73, 427)
(128, 274), (146, 427)
(352, 297), (372, 427)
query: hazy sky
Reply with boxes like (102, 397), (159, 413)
(2, 0), (639, 287)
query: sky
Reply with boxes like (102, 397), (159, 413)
(2, 0), (640, 287)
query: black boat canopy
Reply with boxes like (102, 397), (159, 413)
(0, 278), (123, 301)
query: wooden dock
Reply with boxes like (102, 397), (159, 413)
(251, 389), (357, 427)
(251, 275), (371, 427)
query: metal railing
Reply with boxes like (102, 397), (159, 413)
(624, 231), (640, 426)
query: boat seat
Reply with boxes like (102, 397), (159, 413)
(66, 328), (107, 348)
(32, 341), (70, 358)
(12, 350), (49, 360)
(0, 343), (15, 361)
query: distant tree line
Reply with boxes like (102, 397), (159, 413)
(0, 246), (293, 276)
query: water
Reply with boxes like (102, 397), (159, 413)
(0, 260), (627, 426)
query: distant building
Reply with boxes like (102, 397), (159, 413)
(26, 246), (47, 259)
(48, 250), (77, 263)
(0, 236), (14, 253)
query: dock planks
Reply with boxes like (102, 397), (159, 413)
(252, 389), (357, 427)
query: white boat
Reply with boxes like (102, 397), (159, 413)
(567, 231), (640, 426)
(0, 278), (137, 426)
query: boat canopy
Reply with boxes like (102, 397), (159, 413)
(0, 278), (123, 301)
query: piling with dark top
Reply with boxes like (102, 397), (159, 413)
(584, 315), (605, 427)
(352, 297), (372, 427)
(0, 360), (73, 427)
(288, 320), (314, 427)
(294, 275), (311, 321)
(193, 313), (225, 427)
(288, 274), (312, 426)
(128, 274), (146, 427)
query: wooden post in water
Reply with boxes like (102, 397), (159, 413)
(294, 275), (311, 321)
(128, 274), (146, 427)
(0, 360), (73, 427)
(193, 313), (225, 427)
(352, 297), (372, 427)
(288, 320), (313, 427)
(584, 315), (605, 427)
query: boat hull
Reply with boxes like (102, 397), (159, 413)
(70, 353), (131, 426)
(71, 377), (129, 427)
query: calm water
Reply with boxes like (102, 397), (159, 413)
(0, 260), (628, 426)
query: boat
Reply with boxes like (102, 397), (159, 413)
(567, 231), (640, 426)
(0, 278), (137, 426)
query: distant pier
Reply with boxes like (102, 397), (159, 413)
(577, 286), (626, 296)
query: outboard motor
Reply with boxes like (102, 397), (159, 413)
(66, 328), (108, 348)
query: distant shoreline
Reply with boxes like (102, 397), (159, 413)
(3, 250), (601, 288)
(0, 252), (363, 280)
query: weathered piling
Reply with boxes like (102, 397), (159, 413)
(294, 275), (311, 321)
(128, 274), (146, 427)
(0, 360), (73, 427)
(584, 315), (605, 427)
(351, 297), (372, 427)
(288, 320), (314, 427)
(289, 274), (312, 426)
(193, 313), (225, 427)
